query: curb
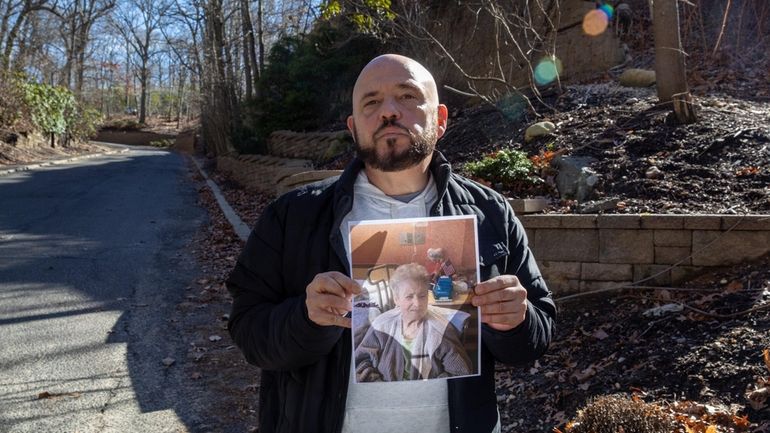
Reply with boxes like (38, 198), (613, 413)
(189, 156), (251, 242)
(0, 148), (130, 177)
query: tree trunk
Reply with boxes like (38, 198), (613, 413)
(0, 0), (18, 69)
(2, 1), (32, 71)
(175, 66), (186, 129)
(74, 26), (90, 95)
(139, 61), (148, 124)
(652, 0), (688, 103)
(202, 0), (236, 157)
(652, 0), (697, 123)
(240, 0), (257, 98)
(125, 39), (131, 113)
(10, 12), (34, 71)
(257, 0), (264, 77)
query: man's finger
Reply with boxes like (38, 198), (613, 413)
(328, 272), (362, 296)
(308, 272), (361, 298)
(309, 293), (353, 314)
(480, 312), (525, 330)
(473, 275), (520, 295)
(478, 300), (527, 315)
(472, 286), (526, 307)
(472, 289), (513, 306)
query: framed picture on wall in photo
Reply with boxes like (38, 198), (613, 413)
(347, 215), (481, 383)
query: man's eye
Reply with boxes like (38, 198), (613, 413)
(364, 100), (379, 106)
(401, 94), (416, 100)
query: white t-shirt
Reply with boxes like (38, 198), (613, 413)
(340, 171), (450, 433)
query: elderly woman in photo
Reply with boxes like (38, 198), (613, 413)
(355, 263), (472, 382)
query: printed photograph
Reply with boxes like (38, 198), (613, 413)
(348, 216), (481, 383)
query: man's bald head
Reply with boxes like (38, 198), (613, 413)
(351, 54), (440, 111)
(346, 54), (448, 174)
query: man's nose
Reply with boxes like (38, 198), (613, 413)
(379, 98), (401, 120)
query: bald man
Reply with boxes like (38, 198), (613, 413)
(227, 54), (556, 433)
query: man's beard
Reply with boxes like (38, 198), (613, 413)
(353, 117), (437, 172)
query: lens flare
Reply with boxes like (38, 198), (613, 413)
(598, 4), (614, 20)
(583, 9), (609, 36)
(534, 56), (563, 86)
(497, 94), (527, 121)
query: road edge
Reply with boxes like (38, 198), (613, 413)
(0, 145), (130, 177)
(189, 156), (251, 242)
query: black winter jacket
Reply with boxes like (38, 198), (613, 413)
(227, 151), (556, 433)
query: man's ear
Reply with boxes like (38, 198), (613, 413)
(347, 116), (356, 142)
(436, 104), (449, 139)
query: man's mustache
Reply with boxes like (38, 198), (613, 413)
(374, 118), (411, 137)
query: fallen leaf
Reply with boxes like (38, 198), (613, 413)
(725, 280), (744, 293)
(592, 329), (609, 340)
(162, 357), (176, 367)
(764, 348), (770, 372)
(191, 372), (202, 380)
(732, 414), (750, 429)
(209, 335), (222, 342)
(571, 365), (597, 383)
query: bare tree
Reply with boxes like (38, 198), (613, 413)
(256, 0), (264, 75)
(239, 0), (257, 97)
(0, 0), (59, 71)
(163, 0), (206, 78)
(111, 0), (169, 123)
(58, 0), (115, 95)
(652, 0), (697, 124)
(200, 0), (236, 156)
(382, 0), (560, 115)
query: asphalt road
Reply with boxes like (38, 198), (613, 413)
(0, 148), (207, 432)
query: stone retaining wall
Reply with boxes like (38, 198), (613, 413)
(517, 213), (770, 295)
(216, 130), (349, 195)
(267, 130), (350, 161)
(216, 154), (313, 194)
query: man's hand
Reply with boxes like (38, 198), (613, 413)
(306, 272), (361, 328)
(471, 275), (527, 332)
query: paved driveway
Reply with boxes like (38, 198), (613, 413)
(0, 148), (207, 432)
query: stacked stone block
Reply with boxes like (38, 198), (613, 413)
(518, 212), (770, 295)
(216, 154), (312, 195)
(267, 130), (350, 161)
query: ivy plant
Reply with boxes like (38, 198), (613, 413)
(23, 83), (76, 136)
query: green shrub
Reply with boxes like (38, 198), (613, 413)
(102, 118), (142, 131)
(23, 82), (76, 136)
(240, 20), (384, 154)
(1, 77), (103, 144)
(69, 107), (104, 141)
(149, 139), (173, 148)
(464, 148), (542, 190)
